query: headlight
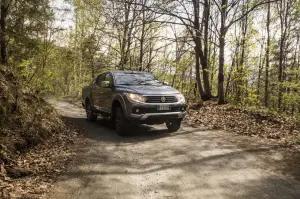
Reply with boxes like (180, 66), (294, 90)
(175, 94), (186, 103)
(125, 93), (146, 103)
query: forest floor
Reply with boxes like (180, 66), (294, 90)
(47, 100), (300, 199)
(0, 118), (81, 198)
(185, 101), (300, 150)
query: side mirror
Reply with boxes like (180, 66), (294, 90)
(101, 81), (110, 88)
(163, 82), (169, 85)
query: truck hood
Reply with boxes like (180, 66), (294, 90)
(115, 85), (180, 95)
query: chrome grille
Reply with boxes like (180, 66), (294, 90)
(145, 96), (178, 103)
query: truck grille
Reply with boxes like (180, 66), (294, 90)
(145, 96), (178, 103)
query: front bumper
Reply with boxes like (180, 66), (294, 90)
(124, 98), (187, 122)
(130, 111), (186, 120)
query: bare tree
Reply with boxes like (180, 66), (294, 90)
(211, 0), (277, 104)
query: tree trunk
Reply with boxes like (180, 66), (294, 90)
(0, 1), (9, 65)
(146, 38), (153, 72)
(119, 2), (130, 70)
(171, 66), (177, 87)
(257, 41), (265, 102)
(210, 34), (217, 90)
(192, 0), (209, 100)
(278, 42), (284, 110)
(277, 0), (289, 110)
(236, 4), (248, 103)
(225, 57), (235, 98)
(264, 1), (271, 107)
(195, 46), (205, 98)
(192, 0), (204, 100)
(138, 1), (146, 71)
(138, 27), (145, 71)
(201, 0), (211, 99)
(172, 41), (180, 87)
(218, 0), (227, 105)
(91, 52), (95, 79)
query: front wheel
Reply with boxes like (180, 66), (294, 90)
(114, 107), (129, 136)
(166, 119), (181, 132)
(86, 101), (97, 121)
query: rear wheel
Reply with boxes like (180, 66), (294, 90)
(86, 100), (97, 121)
(166, 119), (181, 132)
(114, 107), (128, 136)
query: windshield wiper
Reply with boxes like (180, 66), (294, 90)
(140, 83), (156, 85)
(117, 83), (135, 86)
(137, 80), (162, 85)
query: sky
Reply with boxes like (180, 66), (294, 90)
(52, 0), (74, 30)
(50, 0), (74, 46)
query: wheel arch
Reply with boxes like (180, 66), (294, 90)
(111, 95), (127, 120)
(84, 97), (92, 108)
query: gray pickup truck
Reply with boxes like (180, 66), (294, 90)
(82, 71), (187, 135)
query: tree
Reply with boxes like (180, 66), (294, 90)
(0, 0), (54, 69)
(211, 0), (277, 104)
(276, 0), (293, 110)
(264, 1), (271, 107)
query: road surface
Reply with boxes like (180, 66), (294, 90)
(48, 100), (300, 199)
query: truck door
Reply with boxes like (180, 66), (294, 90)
(92, 73), (106, 111)
(102, 73), (114, 113)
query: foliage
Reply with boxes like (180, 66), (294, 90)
(0, 0), (300, 113)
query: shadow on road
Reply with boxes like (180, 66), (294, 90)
(63, 113), (300, 181)
(63, 116), (201, 144)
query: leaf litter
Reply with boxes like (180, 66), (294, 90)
(184, 101), (300, 150)
(0, 118), (81, 199)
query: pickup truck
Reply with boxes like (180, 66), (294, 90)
(82, 71), (187, 135)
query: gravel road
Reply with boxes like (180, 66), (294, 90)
(49, 100), (300, 199)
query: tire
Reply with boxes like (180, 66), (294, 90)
(166, 119), (181, 132)
(114, 107), (128, 136)
(86, 100), (97, 121)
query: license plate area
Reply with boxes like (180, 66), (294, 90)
(157, 105), (170, 111)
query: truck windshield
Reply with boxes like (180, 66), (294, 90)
(114, 72), (162, 86)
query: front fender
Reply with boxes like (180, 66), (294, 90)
(112, 93), (128, 118)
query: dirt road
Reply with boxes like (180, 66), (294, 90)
(49, 100), (300, 199)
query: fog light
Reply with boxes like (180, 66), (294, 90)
(136, 108), (140, 113)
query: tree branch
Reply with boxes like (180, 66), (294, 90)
(226, 0), (280, 29)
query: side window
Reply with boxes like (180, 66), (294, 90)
(105, 73), (113, 85)
(96, 73), (106, 86)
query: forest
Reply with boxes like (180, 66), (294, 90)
(1, 0), (300, 114)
